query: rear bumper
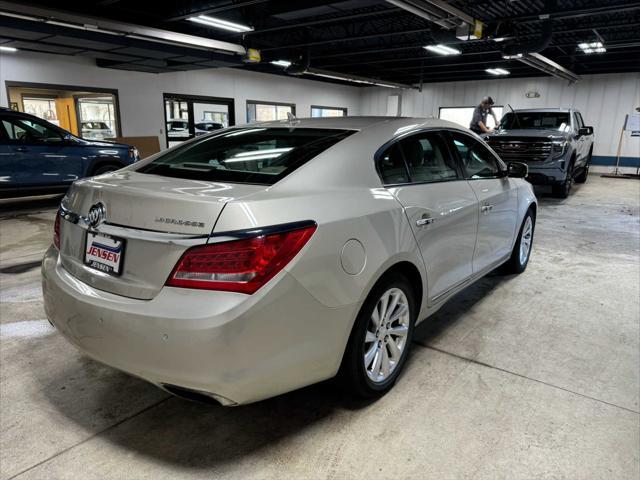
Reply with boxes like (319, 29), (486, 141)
(42, 246), (358, 405)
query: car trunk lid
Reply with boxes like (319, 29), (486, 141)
(57, 171), (265, 299)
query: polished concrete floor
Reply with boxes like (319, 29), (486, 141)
(1, 176), (638, 479)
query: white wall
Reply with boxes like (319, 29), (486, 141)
(360, 73), (640, 160)
(0, 50), (361, 141)
(1, 50), (638, 162)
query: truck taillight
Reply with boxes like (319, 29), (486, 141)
(53, 212), (61, 250)
(166, 224), (317, 294)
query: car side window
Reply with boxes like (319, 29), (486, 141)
(3, 117), (62, 143)
(450, 133), (501, 179)
(573, 112), (584, 131)
(398, 132), (458, 183)
(378, 143), (409, 185)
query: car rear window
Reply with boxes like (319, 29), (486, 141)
(138, 127), (354, 185)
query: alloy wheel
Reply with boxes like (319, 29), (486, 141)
(519, 216), (533, 265)
(363, 288), (410, 383)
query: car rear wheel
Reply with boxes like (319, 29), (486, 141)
(503, 209), (535, 274)
(340, 273), (416, 398)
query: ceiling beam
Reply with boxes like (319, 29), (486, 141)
(167, 0), (270, 22)
(244, 8), (401, 36)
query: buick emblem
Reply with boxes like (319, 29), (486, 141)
(87, 202), (107, 228)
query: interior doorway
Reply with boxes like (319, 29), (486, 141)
(163, 93), (235, 148)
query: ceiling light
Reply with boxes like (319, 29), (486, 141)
(305, 71), (400, 88)
(0, 46), (17, 52)
(493, 37), (505, 42)
(578, 41), (606, 54)
(188, 15), (253, 33)
(502, 53), (523, 59)
(424, 44), (461, 56)
(271, 60), (291, 67)
(486, 68), (510, 75)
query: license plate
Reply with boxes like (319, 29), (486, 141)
(84, 232), (125, 275)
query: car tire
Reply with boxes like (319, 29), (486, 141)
(91, 164), (120, 176)
(575, 151), (592, 184)
(503, 209), (535, 274)
(340, 273), (417, 398)
(552, 161), (574, 198)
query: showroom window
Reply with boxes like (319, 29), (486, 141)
(311, 106), (347, 117)
(246, 101), (295, 123)
(6, 82), (121, 141)
(439, 106), (504, 129)
(164, 93), (235, 148)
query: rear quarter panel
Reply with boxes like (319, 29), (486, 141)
(214, 188), (426, 311)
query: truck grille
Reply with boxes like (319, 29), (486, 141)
(488, 139), (552, 162)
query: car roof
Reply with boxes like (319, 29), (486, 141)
(512, 108), (573, 113)
(246, 116), (470, 135)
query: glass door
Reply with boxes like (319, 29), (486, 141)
(163, 94), (235, 148)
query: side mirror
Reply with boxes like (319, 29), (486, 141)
(578, 126), (593, 136)
(507, 161), (528, 178)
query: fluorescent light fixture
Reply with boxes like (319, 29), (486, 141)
(486, 68), (510, 75)
(188, 15), (253, 33)
(502, 53), (523, 59)
(578, 42), (606, 54)
(271, 60), (291, 67)
(305, 71), (400, 88)
(0, 46), (17, 52)
(424, 44), (461, 56)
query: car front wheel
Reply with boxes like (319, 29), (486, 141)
(503, 210), (535, 274)
(340, 273), (416, 398)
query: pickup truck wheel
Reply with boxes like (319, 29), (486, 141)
(503, 210), (535, 274)
(552, 162), (574, 198)
(339, 273), (416, 398)
(575, 151), (591, 184)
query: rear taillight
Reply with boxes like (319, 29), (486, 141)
(53, 212), (61, 250)
(166, 224), (317, 294)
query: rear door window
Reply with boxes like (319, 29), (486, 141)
(138, 127), (354, 185)
(399, 132), (459, 183)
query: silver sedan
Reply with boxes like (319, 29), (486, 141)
(42, 117), (537, 405)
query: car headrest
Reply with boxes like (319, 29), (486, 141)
(402, 139), (424, 167)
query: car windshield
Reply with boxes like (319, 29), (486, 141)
(138, 127), (354, 185)
(500, 112), (571, 132)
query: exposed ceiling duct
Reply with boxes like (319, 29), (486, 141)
(501, 18), (553, 57)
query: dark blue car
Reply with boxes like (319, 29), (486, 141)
(0, 108), (139, 199)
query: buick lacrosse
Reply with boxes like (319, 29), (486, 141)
(42, 117), (537, 405)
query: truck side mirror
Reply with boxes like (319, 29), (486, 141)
(507, 161), (528, 178)
(578, 126), (593, 136)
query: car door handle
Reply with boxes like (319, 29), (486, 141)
(481, 204), (494, 213)
(416, 217), (435, 226)
(15, 146), (29, 152)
